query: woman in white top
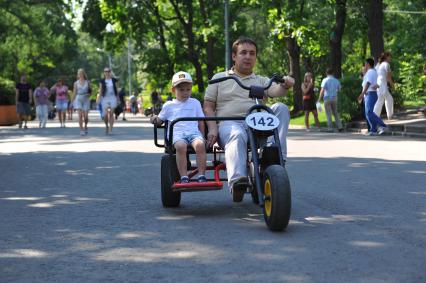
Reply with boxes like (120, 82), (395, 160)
(97, 67), (119, 134)
(73, 68), (91, 136)
(373, 52), (394, 119)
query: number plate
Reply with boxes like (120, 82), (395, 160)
(245, 112), (280, 131)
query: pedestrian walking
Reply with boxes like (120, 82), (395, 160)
(117, 88), (127, 121)
(33, 80), (50, 128)
(15, 75), (33, 129)
(357, 58), (387, 135)
(73, 68), (91, 136)
(97, 67), (119, 134)
(318, 68), (343, 132)
(373, 51), (394, 119)
(301, 72), (320, 131)
(51, 78), (69, 128)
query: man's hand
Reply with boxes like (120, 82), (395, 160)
(206, 129), (218, 148)
(281, 76), (295, 89)
(357, 94), (364, 104)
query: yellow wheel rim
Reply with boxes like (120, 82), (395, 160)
(264, 179), (272, 217)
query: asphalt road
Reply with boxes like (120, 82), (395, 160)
(1, 112), (425, 283)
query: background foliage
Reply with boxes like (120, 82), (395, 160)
(0, 0), (424, 120)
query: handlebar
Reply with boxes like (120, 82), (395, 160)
(208, 74), (286, 100)
(208, 73), (285, 90)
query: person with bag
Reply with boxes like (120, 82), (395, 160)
(73, 68), (91, 136)
(318, 68), (343, 132)
(97, 67), (119, 134)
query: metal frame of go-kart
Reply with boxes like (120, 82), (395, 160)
(153, 75), (286, 207)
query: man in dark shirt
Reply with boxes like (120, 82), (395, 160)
(15, 75), (33, 129)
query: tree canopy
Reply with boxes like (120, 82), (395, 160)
(1, 0), (425, 117)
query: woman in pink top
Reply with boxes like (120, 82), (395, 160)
(51, 78), (69, 128)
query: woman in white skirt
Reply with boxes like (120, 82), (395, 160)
(73, 68), (91, 136)
(374, 52), (394, 120)
(97, 67), (119, 134)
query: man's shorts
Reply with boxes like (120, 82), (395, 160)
(173, 131), (205, 145)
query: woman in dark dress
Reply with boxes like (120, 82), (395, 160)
(301, 72), (320, 131)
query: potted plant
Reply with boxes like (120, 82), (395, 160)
(0, 77), (18, 126)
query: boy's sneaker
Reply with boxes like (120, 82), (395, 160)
(180, 176), (189, 184)
(197, 175), (207, 183)
(378, 126), (386, 135)
(367, 131), (376, 136)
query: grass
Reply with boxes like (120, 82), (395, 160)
(289, 103), (329, 127)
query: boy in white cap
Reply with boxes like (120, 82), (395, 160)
(150, 71), (207, 183)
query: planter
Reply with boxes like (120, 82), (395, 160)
(0, 105), (18, 126)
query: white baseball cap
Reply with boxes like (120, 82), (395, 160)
(172, 71), (193, 87)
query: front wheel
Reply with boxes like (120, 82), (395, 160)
(161, 155), (181, 207)
(263, 165), (291, 231)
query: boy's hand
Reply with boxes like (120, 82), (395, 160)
(150, 115), (162, 125)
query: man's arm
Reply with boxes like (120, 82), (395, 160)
(319, 88), (325, 102)
(203, 100), (217, 148)
(358, 82), (370, 104)
(267, 76), (294, 98)
(29, 88), (33, 104)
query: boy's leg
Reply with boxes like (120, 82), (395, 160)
(192, 138), (206, 175)
(174, 141), (188, 178)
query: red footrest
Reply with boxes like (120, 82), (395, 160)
(172, 181), (223, 192)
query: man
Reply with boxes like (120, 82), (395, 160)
(357, 58), (386, 135)
(318, 68), (343, 132)
(15, 75), (33, 129)
(204, 37), (294, 202)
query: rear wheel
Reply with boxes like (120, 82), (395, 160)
(161, 155), (181, 207)
(263, 165), (291, 231)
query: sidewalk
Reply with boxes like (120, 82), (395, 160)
(345, 107), (426, 138)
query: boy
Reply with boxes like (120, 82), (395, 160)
(150, 71), (207, 183)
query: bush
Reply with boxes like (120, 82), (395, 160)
(339, 75), (363, 122)
(397, 53), (425, 104)
(0, 77), (16, 105)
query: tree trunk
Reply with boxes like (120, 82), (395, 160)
(286, 37), (302, 113)
(330, 0), (346, 79)
(170, 0), (205, 91)
(366, 0), (384, 62)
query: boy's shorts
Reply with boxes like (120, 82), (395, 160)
(173, 131), (205, 145)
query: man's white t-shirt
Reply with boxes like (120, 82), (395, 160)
(158, 97), (204, 138)
(376, 61), (390, 90)
(362, 68), (378, 92)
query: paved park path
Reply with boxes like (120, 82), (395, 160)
(1, 112), (425, 282)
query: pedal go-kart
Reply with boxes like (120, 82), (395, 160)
(153, 75), (291, 231)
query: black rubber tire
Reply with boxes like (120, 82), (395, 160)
(161, 155), (181, 207)
(249, 162), (259, 204)
(262, 165), (291, 231)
